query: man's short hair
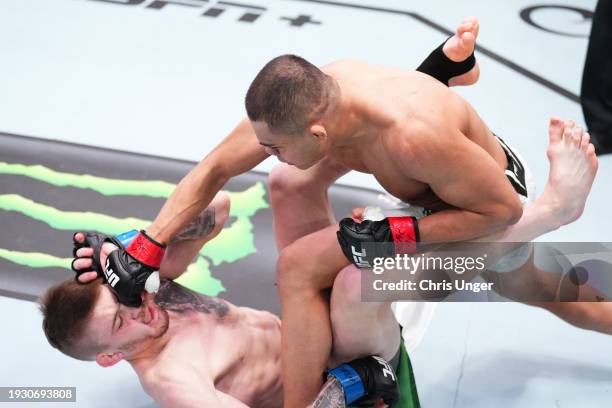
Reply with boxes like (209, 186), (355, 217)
(245, 54), (333, 133)
(39, 279), (104, 361)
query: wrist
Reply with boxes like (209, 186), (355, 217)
(125, 230), (167, 269)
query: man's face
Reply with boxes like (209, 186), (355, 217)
(252, 121), (325, 170)
(86, 286), (170, 357)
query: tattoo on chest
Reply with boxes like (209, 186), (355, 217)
(170, 207), (216, 243)
(154, 280), (229, 317)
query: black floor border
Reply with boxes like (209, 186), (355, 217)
(288, 0), (580, 104)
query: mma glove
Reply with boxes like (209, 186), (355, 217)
(337, 216), (420, 268)
(72, 230), (165, 307)
(327, 355), (400, 406)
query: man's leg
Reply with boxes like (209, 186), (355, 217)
(271, 160), (403, 407)
(275, 116), (605, 405)
(476, 118), (597, 243)
(329, 265), (400, 366)
(469, 119), (611, 332)
(269, 157), (349, 250)
(307, 266), (404, 408)
(269, 158), (353, 406)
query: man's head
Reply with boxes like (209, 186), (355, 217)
(40, 279), (170, 367)
(245, 54), (338, 169)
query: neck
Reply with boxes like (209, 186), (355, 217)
(126, 313), (183, 366)
(323, 78), (383, 148)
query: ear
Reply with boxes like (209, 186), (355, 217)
(308, 124), (327, 141)
(96, 352), (124, 368)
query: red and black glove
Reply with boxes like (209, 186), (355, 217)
(72, 230), (165, 307)
(337, 216), (419, 268)
(104, 230), (166, 307)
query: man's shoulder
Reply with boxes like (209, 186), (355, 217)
(321, 58), (368, 75)
(383, 118), (447, 162)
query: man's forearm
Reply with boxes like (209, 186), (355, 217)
(418, 205), (522, 244)
(146, 118), (267, 245)
(158, 207), (217, 280)
(148, 163), (226, 245)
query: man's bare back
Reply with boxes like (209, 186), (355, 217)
(321, 60), (517, 223)
(131, 280), (283, 408)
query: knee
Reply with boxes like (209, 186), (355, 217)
(210, 192), (230, 233)
(276, 243), (314, 293)
(332, 265), (362, 305)
(268, 163), (306, 196)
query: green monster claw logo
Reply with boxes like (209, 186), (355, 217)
(0, 161), (269, 296)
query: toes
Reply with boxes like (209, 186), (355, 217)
(548, 117), (564, 143)
(572, 126), (583, 146)
(587, 143), (596, 156)
(457, 21), (473, 35)
(460, 32), (475, 50)
(460, 17), (479, 38)
(581, 132), (591, 150)
(562, 121), (576, 144)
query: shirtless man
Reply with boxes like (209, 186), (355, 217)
(41, 192), (416, 408)
(70, 17), (600, 406)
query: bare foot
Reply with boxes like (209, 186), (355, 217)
(444, 16), (481, 86)
(540, 117), (599, 227)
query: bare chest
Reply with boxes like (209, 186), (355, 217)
(332, 138), (447, 210)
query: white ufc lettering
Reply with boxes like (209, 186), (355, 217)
(351, 246), (371, 268)
(373, 356), (396, 381)
(104, 259), (120, 287)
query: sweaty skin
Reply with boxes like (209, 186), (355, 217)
(132, 281), (284, 408)
(293, 60), (520, 243)
(144, 20), (488, 246)
(92, 279), (283, 408)
(75, 190), (401, 408)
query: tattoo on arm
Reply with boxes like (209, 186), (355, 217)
(312, 377), (346, 408)
(170, 208), (216, 243)
(154, 280), (229, 317)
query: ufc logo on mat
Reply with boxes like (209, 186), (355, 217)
(88, 0), (322, 27)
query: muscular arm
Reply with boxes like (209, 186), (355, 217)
(394, 123), (523, 243)
(147, 118), (268, 245)
(158, 192), (229, 280)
